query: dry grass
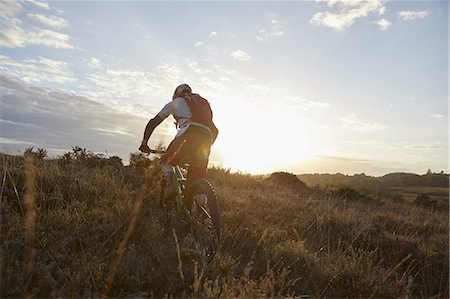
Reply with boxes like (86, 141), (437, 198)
(0, 153), (448, 298)
(22, 153), (37, 298)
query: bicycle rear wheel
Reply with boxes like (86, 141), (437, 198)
(184, 178), (221, 262)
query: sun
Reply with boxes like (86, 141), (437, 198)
(211, 95), (314, 174)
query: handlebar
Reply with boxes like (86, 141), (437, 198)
(139, 143), (165, 155)
(149, 149), (165, 154)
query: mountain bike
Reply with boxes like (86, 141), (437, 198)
(149, 149), (221, 263)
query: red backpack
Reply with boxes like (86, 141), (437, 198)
(179, 93), (213, 129)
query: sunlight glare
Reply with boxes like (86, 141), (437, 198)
(212, 94), (315, 174)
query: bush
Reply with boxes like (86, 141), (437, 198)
(267, 172), (307, 190)
(415, 194), (436, 208)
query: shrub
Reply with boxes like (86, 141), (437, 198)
(267, 172), (307, 190)
(129, 152), (151, 170)
(415, 194), (436, 208)
(326, 184), (372, 201)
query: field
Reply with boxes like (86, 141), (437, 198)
(389, 187), (449, 203)
(1, 153), (449, 298)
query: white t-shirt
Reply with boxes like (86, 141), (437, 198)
(158, 97), (211, 138)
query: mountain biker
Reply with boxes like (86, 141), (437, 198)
(139, 84), (218, 201)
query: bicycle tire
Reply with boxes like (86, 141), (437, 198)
(185, 178), (221, 239)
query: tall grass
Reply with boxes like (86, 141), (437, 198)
(0, 153), (448, 298)
(22, 153), (37, 298)
(103, 181), (153, 297)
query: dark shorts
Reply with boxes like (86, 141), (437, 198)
(161, 126), (212, 181)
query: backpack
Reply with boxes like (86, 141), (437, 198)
(176, 93), (213, 129)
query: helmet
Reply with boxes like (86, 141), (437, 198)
(172, 84), (192, 100)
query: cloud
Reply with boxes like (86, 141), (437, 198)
(293, 154), (407, 176)
(186, 59), (213, 75)
(87, 57), (101, 69)
(0, 1), (22, 19)
(0, 1), (73, 49)
(284, 96), (330, 111)
(209, 31), (217, 38)
(83, 62), (188, 116)
(27, 0), (50, 10)
(0, 137), (37, 146)
(257, 19), (284, 41)
(407, 143), (443, 150)
(375, 18), (391, 30)
(0, 73), (154, 161)
(0, 1), (25, 47)
(0, 54), (76, 84)
(432, 114), (445, 120)
(398, 10), (429, 21)
(340, 114), (386, 131)
(27, 13), (69, 28)
(194, 41), (204, 48)
(29, 28), (73, 48)
(230, 50), (251, 61)
(95, 127), (134, 137)
(310, 0), (386, 31)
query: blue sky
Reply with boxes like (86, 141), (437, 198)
(0, 0), (448, 175)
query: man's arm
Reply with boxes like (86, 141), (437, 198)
(139, 114), (164, 152)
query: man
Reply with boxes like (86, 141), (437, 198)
(139, 84), (218, 199)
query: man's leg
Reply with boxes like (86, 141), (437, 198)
(186, 133), (211, 185)
(161, 136), (187, 202)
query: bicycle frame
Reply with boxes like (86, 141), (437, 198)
(148, 149), (212, 219)
(172, 164), (188, 214)
(172, 164), (213, 220)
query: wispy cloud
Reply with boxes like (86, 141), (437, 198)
(375, 18), (391, 31)
(284, 96), (330, 111)
(95, 127), (134, 137)
(0, 1), (26, 47)
(186, 59), (213, 75)
(293, 154), (407, 176)
(257, 19), (284, 41)
(398, 10), (429, 21)
(194, 41), (204, 48)
(230, 50), (251, 61)
(0, 1), (73, 49)
(310, 0), (386, 31)
(407, 143), (443, 150)
(27, 13), (69, 28)
(0, 137), (37, 146)
(0, 54), (76, 83)
(341, 114), (386, 131)
(87, 57), (101, 69)
(27, 0), (50, 10)
(27, 28), (73, 49)
(432, 114), (445, 120)
(193, 32), (216, 49)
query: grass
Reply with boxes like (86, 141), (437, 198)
(0, 153), (448, 298)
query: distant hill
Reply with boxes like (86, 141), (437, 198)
(297, 172), (449, 189)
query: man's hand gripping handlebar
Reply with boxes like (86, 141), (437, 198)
(139, 144), (164, 155)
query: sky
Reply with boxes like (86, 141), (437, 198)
(0, 0), (448, 176)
